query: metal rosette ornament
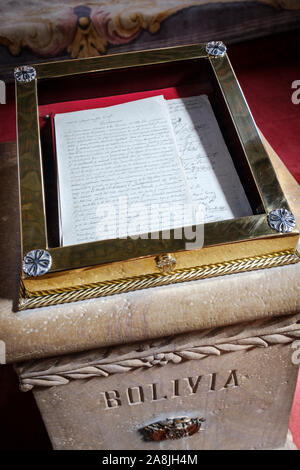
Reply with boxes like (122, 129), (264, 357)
(23, 249), (52, 277)
(206, 41), (227, 58)
(14, 65), (37, 83)
(268, 209), (296, 233)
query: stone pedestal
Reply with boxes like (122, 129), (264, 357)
(16, 313), (300, 450)
(0, 137), (299, 449)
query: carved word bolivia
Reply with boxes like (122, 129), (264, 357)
(101, 369), (239, 409)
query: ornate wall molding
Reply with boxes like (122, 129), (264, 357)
(16, 313), (300, 391)
(1, 2), (299, 60)
(0, 2), (191, 59)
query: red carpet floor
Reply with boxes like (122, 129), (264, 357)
(0, 30), (299, 449)
(232, 35), (300, 447)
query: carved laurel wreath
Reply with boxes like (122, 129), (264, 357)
(16, 313), (300, 392)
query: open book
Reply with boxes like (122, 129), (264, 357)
(54, 95), (252, 246)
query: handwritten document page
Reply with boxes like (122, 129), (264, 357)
(54, 94), (253, 246)
(54, 96), (192, 246)
(166, 95), (252, 223)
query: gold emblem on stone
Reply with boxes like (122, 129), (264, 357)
(155, 254), (177, 272)
(140, 416), (205, 441)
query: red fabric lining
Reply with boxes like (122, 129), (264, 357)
(39, 85), (205, 167)
(38, 83), (204, 122)
(2, 63), (299, 184)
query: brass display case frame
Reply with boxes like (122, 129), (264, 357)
(15, 44), (299, 310)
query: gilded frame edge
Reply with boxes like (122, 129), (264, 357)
(19, 249), (300, 310)
(16, 43), (299, 280)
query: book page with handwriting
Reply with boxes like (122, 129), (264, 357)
(54, 96), (193, 246)
(167, 95), (253, 222)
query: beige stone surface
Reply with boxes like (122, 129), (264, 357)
(275, 430), (297, 450)
(0, 139), (299, 363)
(32, 325), (299, 450)
(16, 312), (300, 391)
